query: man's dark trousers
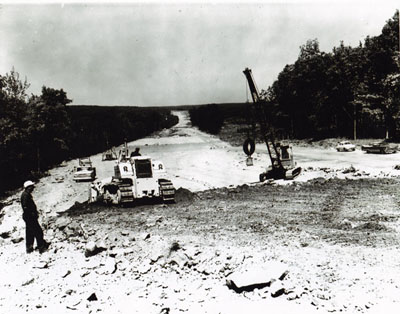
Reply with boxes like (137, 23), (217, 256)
(24, 218), (45, 251)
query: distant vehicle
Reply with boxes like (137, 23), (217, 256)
(73, 158), (96, 182)
(336, 141), (356, 152)
(361, 141), (397, 154)
(102, 148), (117, 161)
(79, 158), (93, 167)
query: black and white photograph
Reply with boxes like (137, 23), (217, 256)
(1, 0), (400, 313)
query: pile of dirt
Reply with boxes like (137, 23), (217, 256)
(174, 187), (197, 203)
(355, 222), (389, 231)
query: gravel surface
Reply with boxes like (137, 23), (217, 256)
(1, 111), (400, 313)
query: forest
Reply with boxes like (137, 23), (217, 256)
(190, 11), (400, 141)
(0, 71), (178, 194)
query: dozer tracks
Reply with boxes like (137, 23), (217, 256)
(118, 184), (134, 203)
(159, 179), (175, 203)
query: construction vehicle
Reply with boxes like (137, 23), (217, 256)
(242, 68), (301, 181)
(89, 147), (175, 204)
(102, 147), (117, 161)
(361, 141), (397, 154)
(73, 158), (96, 182)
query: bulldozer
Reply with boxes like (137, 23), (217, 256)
(242, 68), (301, 181)
(89, 145), (175, 204)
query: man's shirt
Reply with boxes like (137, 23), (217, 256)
(21, 190), (38, 220)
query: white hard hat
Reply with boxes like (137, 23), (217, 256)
(23, 180), (35, 188)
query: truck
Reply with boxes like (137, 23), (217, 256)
(73, 158), (96, 182)
(89, 154), (175, 204)
(361, 141), (397, 154)
(242, 68), (301, 181)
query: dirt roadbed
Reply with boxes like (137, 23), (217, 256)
(2, 177), (400, 313)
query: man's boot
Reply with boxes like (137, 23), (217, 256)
(39, 241), (50, 254)
(26, 246), (34, 254)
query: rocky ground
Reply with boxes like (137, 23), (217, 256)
(1, 111), (400, 314)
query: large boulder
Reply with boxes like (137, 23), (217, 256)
(226, 261), (288, 293)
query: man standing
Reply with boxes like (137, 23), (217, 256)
(20, 180), (49, 254)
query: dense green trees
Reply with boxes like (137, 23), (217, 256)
(0, 71), (178, 194)
(189, 104), (224, 134)
(270, 11), (399, 140)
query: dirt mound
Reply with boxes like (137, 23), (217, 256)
(174, 187), (197, 203)
(355, 222), (389, 231)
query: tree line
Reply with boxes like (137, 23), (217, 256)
(189, 104), (224, 134)
(266, 11), (400, 140)
(0, 70), (178, 194)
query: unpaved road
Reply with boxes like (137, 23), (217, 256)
(1, 111), (400, 313)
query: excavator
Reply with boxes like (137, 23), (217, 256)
(242, 68), (301, 181)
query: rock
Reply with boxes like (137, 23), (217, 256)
(105, 232), (120, 242)
(339, 219), (354, 230)
(87, 229), (96, 236)
(97, 258), (117, 275)
(33, 261), (49, 269)
(96, 240), (107, 250)
(143, 233), (151, 240)
(317, 293), (330, 301)
(270, 280), (286, 297)
(108, 251), (118, 258)
(81, 270), (90, 277)
(85, 241), (97, 256)
(226, 262), (288, 293)
(195, 264), (210, 276)
(286, 290), (300, 301)
(118, 260), (130, 271)
(168, 241), (181, 253)
(22, 278), (35, 286)
(11, 237), (24, 243)
(87, 293), (98, 301)
(168, 252), (189, 269)
(62, 270), (71, 278)
(343, 165), (356, 174)
(65, 221), (83, 237)
(121, 230), (130, 236)
(150, 253), (164, 264)
(84, 241), (106, 257)
(0, 231), (11, 239)
(54, 217), (70, 230)
(137, 262), (152, 274)
(64, 228), (79, 238)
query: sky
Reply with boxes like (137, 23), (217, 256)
(0, 1), (399, 107)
